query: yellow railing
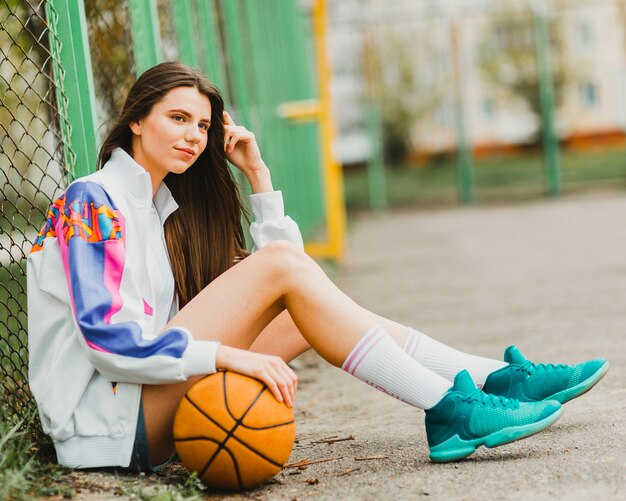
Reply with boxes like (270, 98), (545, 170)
(279, 0), (346, 260)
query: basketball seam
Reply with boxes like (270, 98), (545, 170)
(232, 411), (295, 431)
(178, 371), (292, 490)
(222, 371), (295, 429)
(224, 372), (276, 436)
(181, 394), (286, 469)
(174, 404), (293, 467)
(195, 436), (243, 491)
(192, 372), (245, 490)
(223, 370), (264, 423)
(239, 420), (296, 430)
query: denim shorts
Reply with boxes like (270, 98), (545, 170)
(128, 401), (176, 474)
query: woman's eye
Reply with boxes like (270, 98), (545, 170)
(199, 123), (209, 131)
(172, 115), (185, 122)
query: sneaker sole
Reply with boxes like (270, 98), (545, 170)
(428, 406), (563, 463)
(550, 361), (609, 404)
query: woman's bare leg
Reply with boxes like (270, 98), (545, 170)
(248, 310), (311, 361)
(248, 311), (408, 362)
(167, 243), (409, 361)
(142, 241), (410, 463)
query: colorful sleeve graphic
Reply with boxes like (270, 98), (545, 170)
(49, 181), (189, 362)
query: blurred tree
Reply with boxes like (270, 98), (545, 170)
(157, 0), (180, 62)
(84, 0), (136, 138)
(367, 28), (445, 165)
(478, 4), (575, 144)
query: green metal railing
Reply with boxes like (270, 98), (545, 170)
(1, 0), (344, 433)
(76, 0), (328, 240)
(52, 0), (98, 179)
(533, 5), (561, 197)
(1, 0), (74, 432)
(128, 0), (161, 73)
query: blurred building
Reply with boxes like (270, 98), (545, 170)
(328, 0), (626, 163)
(327, 0), (371, 164)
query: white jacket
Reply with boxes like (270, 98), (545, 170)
(27, 148), (304, 468)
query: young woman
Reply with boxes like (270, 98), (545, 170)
(27, 62), (608, 472)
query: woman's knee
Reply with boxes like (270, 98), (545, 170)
(257, 240), (306, 260)
(256, 240), (316, 281)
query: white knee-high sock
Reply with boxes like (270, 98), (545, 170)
(403, 328), (506, 387)
(342, 325), (451, 409)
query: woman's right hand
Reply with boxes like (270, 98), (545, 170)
(215, 345), (297, 407)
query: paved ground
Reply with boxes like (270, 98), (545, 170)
(75, 192), (626, 500)
(259, 191), (626, 501)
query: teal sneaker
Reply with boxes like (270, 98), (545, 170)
(425, 370), (562, 462)
(482, 346), (609, 404)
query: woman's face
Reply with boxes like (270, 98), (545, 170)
(130, 86), (213, 186)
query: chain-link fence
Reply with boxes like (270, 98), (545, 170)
(0, 0), (162, 439)
(85, 0), (137, 140)
(0, 0), (161, 436)
(1, 0), (73, 433)
(1, 0), (342, 440)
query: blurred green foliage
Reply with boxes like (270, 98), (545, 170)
(367, 29), (445, 165)
(478, 4), (572, 144)
(85, 0), (136, 137)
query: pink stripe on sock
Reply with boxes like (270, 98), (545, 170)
(403, 330), (417, 356)
(349, 333), (385, 375)
(411, 333), (420, 358)
(343, 327), (383, 374)
(409, 329), (422, 358)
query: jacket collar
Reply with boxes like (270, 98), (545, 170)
(103, 148), (179, 224)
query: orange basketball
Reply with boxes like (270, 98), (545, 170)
(173, 370), (296, 491)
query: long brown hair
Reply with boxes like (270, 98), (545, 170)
(98, 62), (248, 306)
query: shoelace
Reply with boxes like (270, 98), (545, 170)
(462, 388), (519, 409)
(516, 360), (570, 376)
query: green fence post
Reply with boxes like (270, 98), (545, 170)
(128, 0), (162, 75)
(365, 101), (388, 210)
(450, 20), (475, 204)
(534, 6), (561, 197)
(173, 0), (198, 68)
(47, 0), (98, 179)
(221, 0), (252, 126)
(195, 0), (226, 92)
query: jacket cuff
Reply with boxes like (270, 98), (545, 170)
(249, 191), (284, 222)
(183, 339), (221, 377)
